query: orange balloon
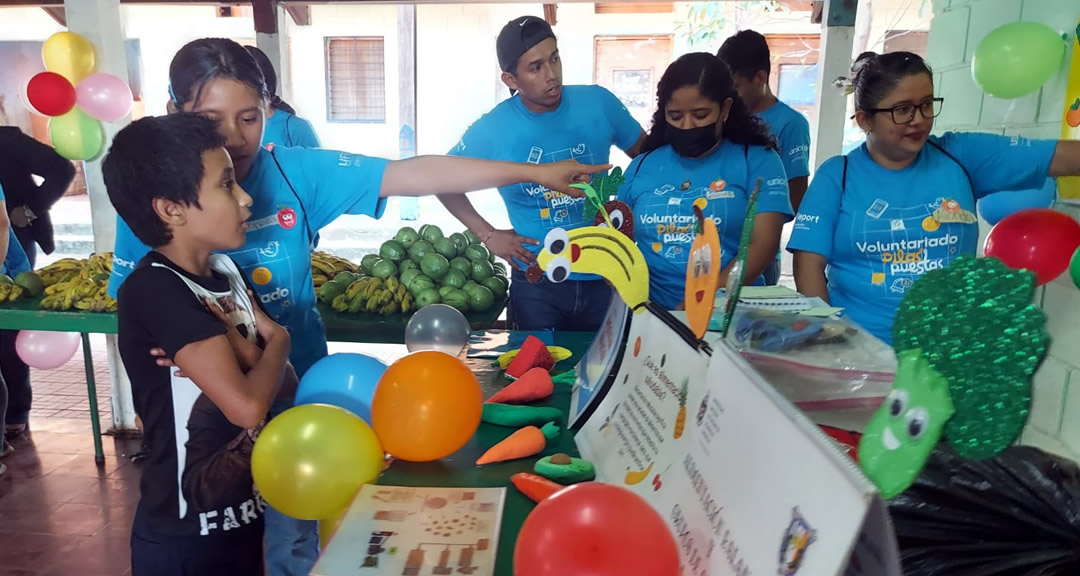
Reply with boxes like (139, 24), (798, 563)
(371, 351), (483, 462)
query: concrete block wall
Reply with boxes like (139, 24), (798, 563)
(927, 0), (1080, 459)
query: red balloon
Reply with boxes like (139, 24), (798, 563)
(983, 208), (1080, 285)
(514, 482), (680, 576)
(26, 72), (76, 117)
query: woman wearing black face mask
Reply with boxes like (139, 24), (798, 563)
(616, 52), (793, 310)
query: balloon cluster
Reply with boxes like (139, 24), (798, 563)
(23, 32), (133, 161)
(250, 305), (482, 538)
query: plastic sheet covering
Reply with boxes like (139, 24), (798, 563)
(719, 309), (896, 411)
(890, 445), (1080, 576)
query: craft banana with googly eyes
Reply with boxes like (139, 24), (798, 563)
(535, 226), (650, 312)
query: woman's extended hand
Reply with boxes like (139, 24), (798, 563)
(532, 160), (611, 197)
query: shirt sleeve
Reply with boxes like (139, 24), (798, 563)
(118, 267), (227, 359)
(3, 227), (31, 277)
(447, 116), (496, 158)
(749, 146), (794, 220)
(274, 147), (391, 233)
(287, 116), (322, 149)
(12, 129), (75, 213)
(616, 156), (644, 206)
(598, 87), (644, 153)
(778, 115), (811, 179)
(938, 132), (1057, 199)
(107, 216), (153, 299)
(786, 156), (844, 259)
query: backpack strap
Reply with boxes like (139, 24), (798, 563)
(268, 148), (316, 248)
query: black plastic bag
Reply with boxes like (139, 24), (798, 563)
(889, 445), (1080, 576)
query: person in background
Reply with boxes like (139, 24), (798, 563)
(244, 45), (321, 150)
(717, 30), (811, 286)
(788, 51), (1080, 344)
(441, 15), (646, 331)
(617, 53), (792, 310)
(0, 112), (76, 442)
(0, 180), (31, 475)
(106, 38), (606, 576)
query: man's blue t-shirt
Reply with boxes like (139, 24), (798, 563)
(758, 100), (811, 181)
(617, 140), (793, 310)
(263, 110), (321, 149)
(0, 182), (30, 277)
(109, 147), (388, 376)
(449, 85), (642, 274)
(787, 132), (1057, 344)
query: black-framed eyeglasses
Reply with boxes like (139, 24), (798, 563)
(856, 98), (944, 124)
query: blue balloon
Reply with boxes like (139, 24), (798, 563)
(294, 353), (387, 423)
(977, 178), (1057, 225)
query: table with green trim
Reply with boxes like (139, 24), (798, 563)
(0, 296), (508, 463)
(374, 330), (594, 576)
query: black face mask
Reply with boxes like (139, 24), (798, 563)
(667, 122), (720, 158)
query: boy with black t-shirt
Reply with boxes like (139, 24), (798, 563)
(103, 114), (295, 576)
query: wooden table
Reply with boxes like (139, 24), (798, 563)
(0, 296), (508, 463)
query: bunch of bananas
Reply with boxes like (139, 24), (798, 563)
(0, 277), (26, 302)
(311, 251), (359, 289)
(37, 253), (117, 312)
(327, 276), (413, 317)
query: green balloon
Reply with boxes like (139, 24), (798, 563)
(972, 22), (1065, 100)
(49, 108), (104, 161)
(1071, 246), (1080, 290)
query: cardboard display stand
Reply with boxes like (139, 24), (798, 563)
(568, 292), (631, 429)
(1059, 18), (1080, 203)
(574, 304), (901, 576)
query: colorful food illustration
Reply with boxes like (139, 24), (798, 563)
(685, 205), (721, 338)
(624, 462), (654, 485)
(674, 378), (689, 440)
(536, 226), (650, 312)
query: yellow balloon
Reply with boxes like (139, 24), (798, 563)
(252, 404), (384, 521)
(43, 32), (96, 85)
(319, 508), (348, 549)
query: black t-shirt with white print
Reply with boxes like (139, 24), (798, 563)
(118, 251), (266, 538)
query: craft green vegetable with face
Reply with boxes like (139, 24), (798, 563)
(859, 256), (1049, 499)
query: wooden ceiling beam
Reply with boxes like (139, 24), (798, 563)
(284, 4), (309, 25)
(40, 5), (65, 24)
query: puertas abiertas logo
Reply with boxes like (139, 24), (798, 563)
(858, 234), (960, 275)
(639, 212), (723, 245)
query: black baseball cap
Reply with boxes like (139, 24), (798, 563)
(496, 16), (556, 73)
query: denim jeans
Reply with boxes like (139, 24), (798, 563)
(763, 259), (781, 286)
(264, 399), (319, 576)
(1, 329), (29, 427)
(509, 269), (612, 332)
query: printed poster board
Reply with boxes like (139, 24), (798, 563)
(568, 292), (631, 429)
(576, 306), (901, 576)
(1059, 18), (1080, 203)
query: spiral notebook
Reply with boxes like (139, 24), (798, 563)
(715, 286), (816, 311)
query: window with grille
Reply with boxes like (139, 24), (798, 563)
(325, 37), (386, 123)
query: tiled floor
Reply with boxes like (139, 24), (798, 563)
(0, 337), (138, 576)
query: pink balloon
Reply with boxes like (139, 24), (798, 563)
(16, 331), (81, 370)
(75, 73), (133, 122)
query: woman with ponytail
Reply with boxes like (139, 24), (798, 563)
(245, 45), (321, 149)
(616, 52), (793, 310)
(106, 37), (605, 576)
(788, 51), (1080, 344)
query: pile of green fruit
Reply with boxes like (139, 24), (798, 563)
(0, 270), (44, 303)
(36, 253), (117, 312)
(317, 224), (509, 316)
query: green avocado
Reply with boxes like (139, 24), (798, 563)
(534, 453), (596, 483)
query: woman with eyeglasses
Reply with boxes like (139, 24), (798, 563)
(788, 51), (1080, 344)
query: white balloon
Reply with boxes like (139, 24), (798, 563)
(404, 304), (470, 356)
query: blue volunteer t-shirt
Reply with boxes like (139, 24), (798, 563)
(759, 100), (810, 264)
(449, 85), (642, 274)
(263, 110), (321, 149)
(0, 183), (30, 276)
(787, 132), (1057, 344)
(618, 140), (793, 310)
(109, 146), (389, 376)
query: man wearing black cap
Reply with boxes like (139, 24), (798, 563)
(439, 15), (646, 331)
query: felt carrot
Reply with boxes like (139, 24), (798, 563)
(487, 367), (554, 404)
(476, 422), (560, 466)
(511, 472), (565, 503)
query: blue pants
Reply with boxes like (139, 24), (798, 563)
(509, 270), (611, 332)
(264, 399), (320, 576)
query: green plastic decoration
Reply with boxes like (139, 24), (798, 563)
(576, 167), (625, 224)
(972, 21), (1065, 100)
(859, 256), (1049, 498)
(859, 349), (955, 499)
(718, 178), (761, 337)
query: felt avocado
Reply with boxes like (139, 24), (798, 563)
(534, 453), (596, 483)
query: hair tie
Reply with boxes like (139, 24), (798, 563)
(833, 76), (854, 95)
(167, 82), (178, 104)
